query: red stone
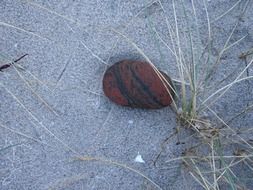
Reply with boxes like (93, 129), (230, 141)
(103, 60), (175, 109)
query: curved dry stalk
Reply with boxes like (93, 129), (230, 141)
(201, 75), (253, 111)
(202, 0), (212, 75)
(210, 139), (219, 190)
(85, 106), (114, 155)
(67, 25), (108, 66)
(0, 52), (55, 91)
(22, 0), (82, 26)
(200, 58), (253, 110)
(0, 82), (80, 156)
(171, 0), (187, 111)
(47, 174), (112, 190)
(0, 84), (162, 189)
(158, 0), (178, 70)
(211, 0), (242, 23)
(1, 121), (161, 189)
(18, 66), (54, 91)
(22, 0), (160, 64)
(205, 105), (253, 150)
(188, 158), (212, 189)
(22, 0), (162, 69)
(0, 21), (50, 41)
(23, 0), (159, 30)
(153, 130), (178, 167)
(226, 103), (253, 125)
(203, 0), (250, 83)
(0, 54), (58, 115)
(0, 122), (53, 148)
(47, 174), (92, 190)
(151, 26), (177, 58)
(11, 65), (58, 116)
(59, 86), (103, 96)
(77, 156), (163, 190)
(189, 171), (210, 190)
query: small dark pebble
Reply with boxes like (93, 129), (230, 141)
(103, 60), (175, 109)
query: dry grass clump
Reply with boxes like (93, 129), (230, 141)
(149, 0), (253, 189)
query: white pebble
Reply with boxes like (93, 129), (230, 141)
(134, 152), (145, 163)
(128, 120), (134, 124)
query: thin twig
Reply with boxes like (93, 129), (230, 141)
(0, 54), (28, 71)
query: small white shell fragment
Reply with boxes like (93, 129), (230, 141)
(128, 120), (134, 124)
(134, 153), (145, 163)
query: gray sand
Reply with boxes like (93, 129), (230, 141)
(0, 0), (252, 189)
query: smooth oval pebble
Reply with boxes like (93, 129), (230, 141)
(103, 60), (175, 109)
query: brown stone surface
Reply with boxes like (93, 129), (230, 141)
(103, 60), (175, 109)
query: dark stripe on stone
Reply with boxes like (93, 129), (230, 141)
(129, 66), (164, 107)
(112, 63), (140, 107)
